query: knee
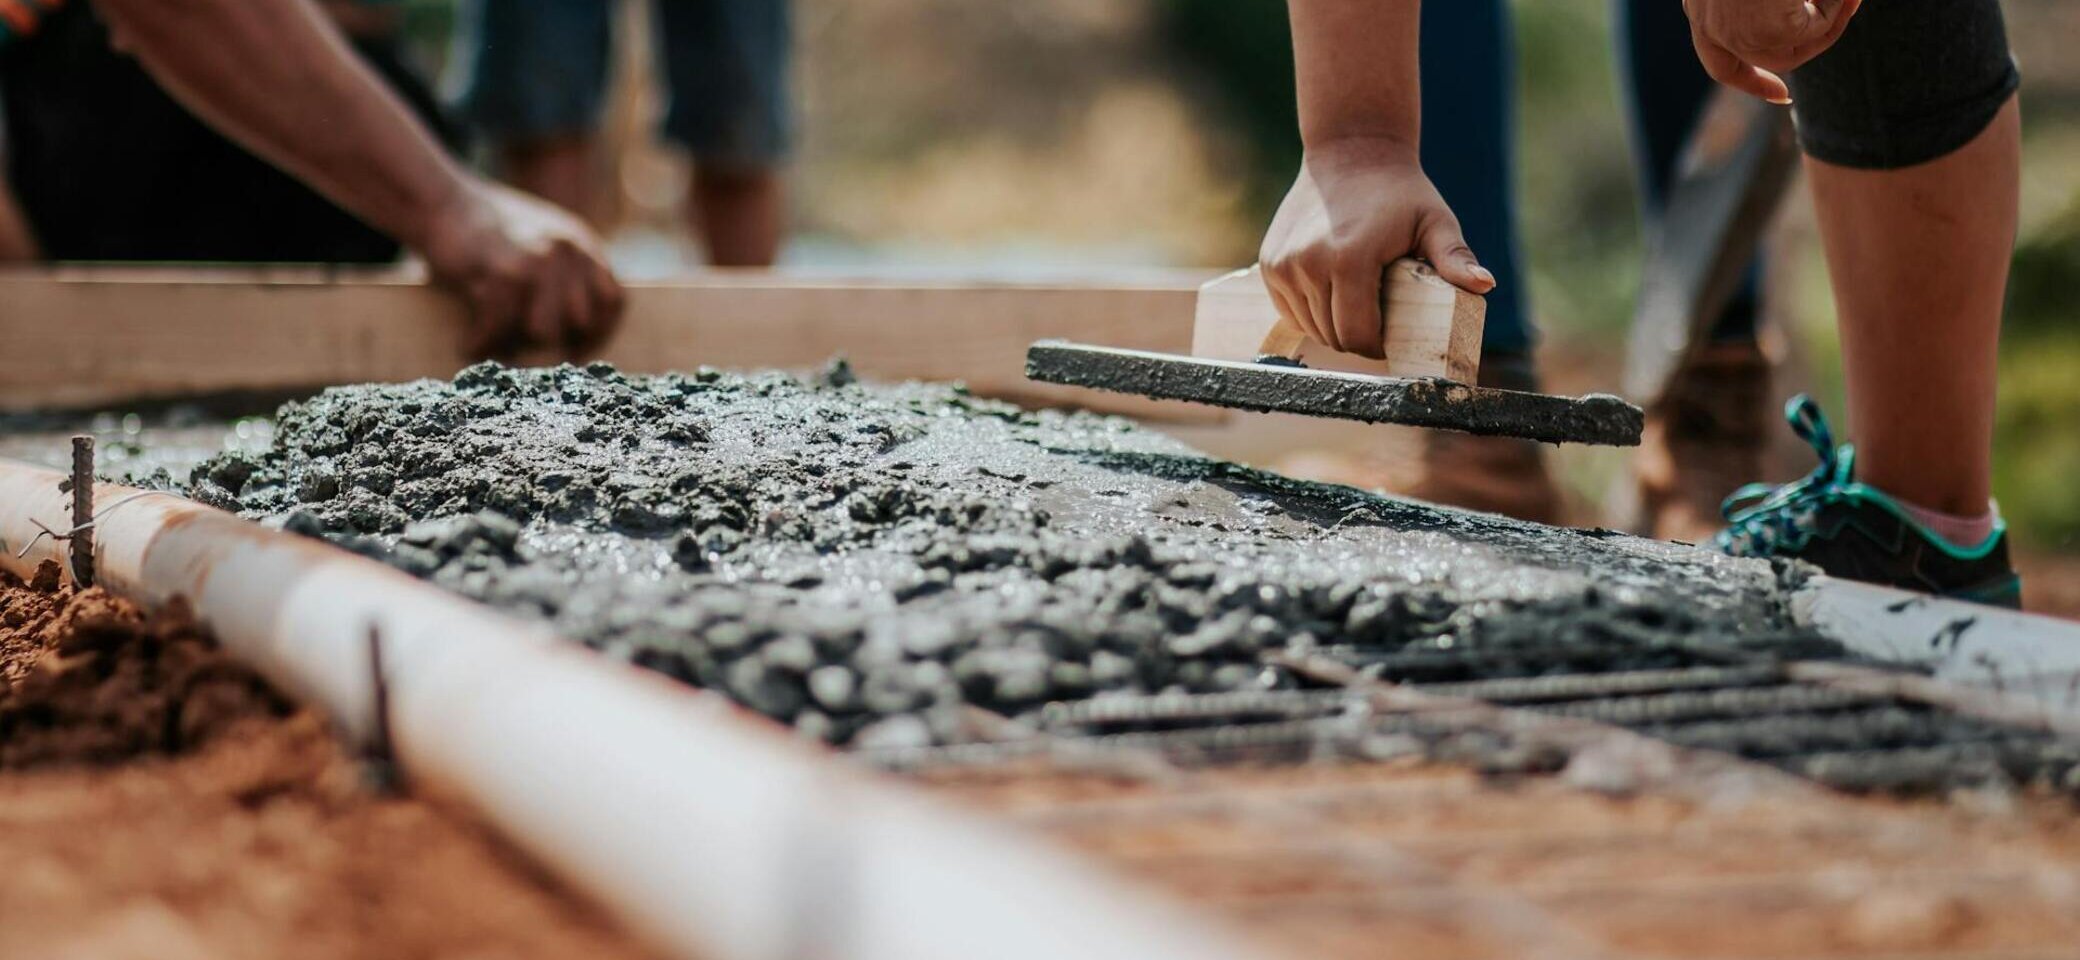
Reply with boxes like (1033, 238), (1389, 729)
(1784, 0), (2018, 170)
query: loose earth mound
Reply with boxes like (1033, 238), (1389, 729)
(0, 565), (660, 959)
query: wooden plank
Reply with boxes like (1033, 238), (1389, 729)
(1189, 260), (1483, 382)
(0, 267), (1221, 420)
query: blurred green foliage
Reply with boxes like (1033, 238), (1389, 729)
(1998, 198), (2080, 549)
(1995, 336), (2080, 551)
(1153, 1), (1299, 223)
(2007, 198), (2080, 340)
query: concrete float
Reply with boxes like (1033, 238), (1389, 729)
(0, 458), (1267, 960)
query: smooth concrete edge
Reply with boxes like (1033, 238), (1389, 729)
(0, 458), (1269, 960)
(1793, 575), (2080, 716)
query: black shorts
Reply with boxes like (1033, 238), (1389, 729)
(1784, 0), (2019, 170)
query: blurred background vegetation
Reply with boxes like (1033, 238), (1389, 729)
(405, 0), (2080, 557)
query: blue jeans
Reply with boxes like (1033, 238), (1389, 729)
(1420, 0), (1763, 357)
(459, 0), (792, 167)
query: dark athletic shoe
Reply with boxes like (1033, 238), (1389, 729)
(1709, 395), (2022, 609)
(1628, 341), (1772, 543)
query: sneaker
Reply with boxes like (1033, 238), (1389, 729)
(1626, 341), (1772, 543)
(1710, 395), (2021, 608)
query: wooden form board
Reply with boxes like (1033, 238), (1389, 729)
(1189, 261), (1483, 382)
(0, 266), (1220, 419)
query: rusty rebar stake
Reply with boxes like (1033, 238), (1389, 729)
(363, 624), (404, 793)
(69, 435), (95, 588)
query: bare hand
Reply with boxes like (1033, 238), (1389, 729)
(1683, 0), (1862, 103)
(1259, 138), (1493, 360)
(418, 182), (626, 360)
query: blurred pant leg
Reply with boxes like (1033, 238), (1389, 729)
(458, 0), (614, 141)
(1419, 0), (1534, 360)
(651, 0), (793, 168)
(1615, 0), (1761, 343)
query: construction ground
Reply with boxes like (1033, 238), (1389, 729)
(3, 2), (2080, 957)
(1, 307), (2077, 957)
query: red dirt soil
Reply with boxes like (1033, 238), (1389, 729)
(924, 758), (2080, 959)
(0, 565), (666, 960)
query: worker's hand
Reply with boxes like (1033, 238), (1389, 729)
(1260, 137), (1492, 360)
(1682, 0), (1862, 104)
(417, 181), (626, 360)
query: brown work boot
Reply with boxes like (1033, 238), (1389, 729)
(1272, 354), (1565, 526)
(1624, 341), (1772, 543)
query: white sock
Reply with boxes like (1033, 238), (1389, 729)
(1898, 499), (1998, 548)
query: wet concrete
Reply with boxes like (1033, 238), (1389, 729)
(1025, 341), (1645, 446)
(0, 401), (278, 488)
(188, 361), (1809, 747)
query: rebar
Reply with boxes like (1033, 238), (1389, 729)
(1408, 664), (1784, 705)
(1532, 684), (1888, 727)
(68, 435), (94, 587)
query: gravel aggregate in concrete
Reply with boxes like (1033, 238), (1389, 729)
(187, 361), (1834, 746)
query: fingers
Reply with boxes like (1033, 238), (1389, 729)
(1329, 258), (1385, 360)
(561, 268), (599, 357)
(1795, 0), (1859, 46)
(577, 252), (627, 357)
(1415, 215), (1495, 297)
(476, 243), (628, 361)
(1263, 256), (1332, 353)
(1262, 270), (1313, 350)
(1262, 271), (1301, 337)
(1792, 0), (1861, 62)
(523, 265), (567, 354)
(1694, 35), (1792, 104)
(462, 277), (524, 360)
(1686, 0), (1859, 93)
(1299, 277), (1338, 353)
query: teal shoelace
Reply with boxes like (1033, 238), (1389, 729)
(1710, 395), (1854, 557)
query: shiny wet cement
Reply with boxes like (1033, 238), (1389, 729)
(167, 361), (1829, 748)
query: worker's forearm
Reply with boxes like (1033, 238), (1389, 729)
(93, 0), (471, 251)
(1289, 0), (1423, 154)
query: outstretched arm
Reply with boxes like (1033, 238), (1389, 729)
(1260, 0), (1491, 360)
(93, 0), (625, 358)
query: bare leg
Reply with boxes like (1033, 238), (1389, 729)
(687, 164), (783, 267)
(499, 134), (601, 227)
(1804, 98), (2018, 515)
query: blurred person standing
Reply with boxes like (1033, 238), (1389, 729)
(458, 0), (793, 266)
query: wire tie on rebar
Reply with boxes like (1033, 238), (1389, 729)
(362, 624), (404, 794)
(12, 490), (186, 560)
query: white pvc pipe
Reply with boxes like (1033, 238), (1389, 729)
(0, 460), (1268, 960)
(1794, 576), (2080, 713)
